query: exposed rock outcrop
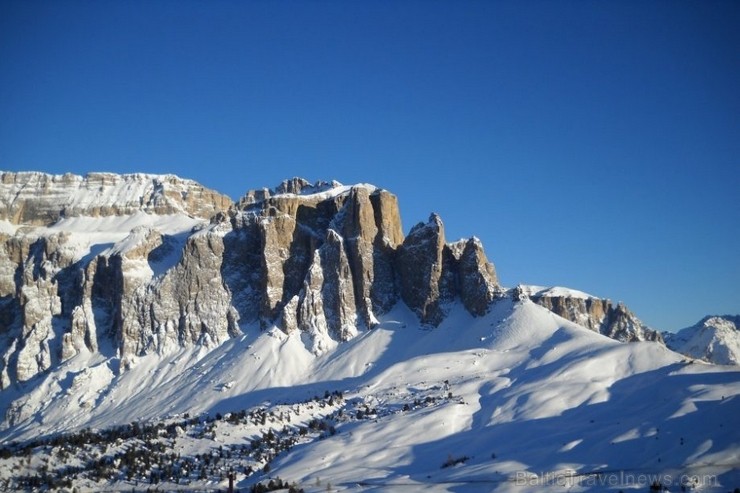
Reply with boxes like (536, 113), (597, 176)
(396, 215), (500, 325)
(293, 229), (359, 350)
(396, 214), (455, 325)
(0, 172), (235, 387)
(0, 233), (80, 386)
(456, 237), (499, 317)
(0, 172), (232, 225)
(239, 181), (407, 334)
(515, 285), (663, 342)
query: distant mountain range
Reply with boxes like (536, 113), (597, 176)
(0, 171), (737, 492)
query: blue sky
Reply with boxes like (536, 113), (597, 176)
(1, 0), (738, 331)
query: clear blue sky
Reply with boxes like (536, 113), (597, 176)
(1, 0), (738, 331)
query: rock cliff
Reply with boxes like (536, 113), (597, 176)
(1, 172), (680, 390)
(397, 215), (499, 325)
(231, 179), (498, 336)
(0, 172), (232, 225)
(0, 172), (235, 385)
(514, 285), (663, 342)
(0, 174), (503, 387)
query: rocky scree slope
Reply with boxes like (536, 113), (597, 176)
(0, 173), (663, 389)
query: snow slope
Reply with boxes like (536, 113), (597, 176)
(1, 297), (738, 492)
(25, 211), (204, 262)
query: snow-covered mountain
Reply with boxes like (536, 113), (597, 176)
(1, 173), (503, 387)
(0, 172), (233, 386)
(665, 316), (740, 365)
(516, 285), (662, 342)
(0, 172), (738, 492)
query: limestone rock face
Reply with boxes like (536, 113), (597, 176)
(341, 187), (402, 325)
(146, 226), (241, 354)
(0, 172), (235, 387)
(0, 172), (232, 225)
(456, 237), (499, 316)
(0, 173), (506, 385)
(0, 233), (80, 386)
(316, 229), (358, 341)
(1, 172), (670, 391)
(396, 214), (454, 325)
(217, 181), (411, 354)
(52, 223), (243, 367)
(517, 286), (663, 342)
(602, 302), (663, 342)
(396, 215), (500, 325)
(236, 181), (403, 335)
(294, 230), (358, 352)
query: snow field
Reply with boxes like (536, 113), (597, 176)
(1, 298), (738, 492)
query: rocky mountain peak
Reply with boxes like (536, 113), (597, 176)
(273, 177), (342, 196)
(235, 178), (347, 207)
(275, 177), (313, 195)
(516, 285), (663, 342)
(700, 314), (740, 328)
(3, 172), (693, 393)
(398, 213), (499, 325)
(0, 174), (503, 386)
(664, 314), (740, 365)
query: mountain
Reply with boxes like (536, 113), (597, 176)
(516, 285), (663, 343)
(0, 173), (502, 386)
(665, 315), (740, 365)
(0, 172), (232, 387)
(0, 172), (738, 492)
(0, 172), (664, 388)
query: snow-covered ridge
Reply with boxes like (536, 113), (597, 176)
(276, 183), (379, 200)
(517, 284), (595, 300)
(0, 171), (232, 225)
(515, 284), (662, 342)
(236, 176), (380, 207)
